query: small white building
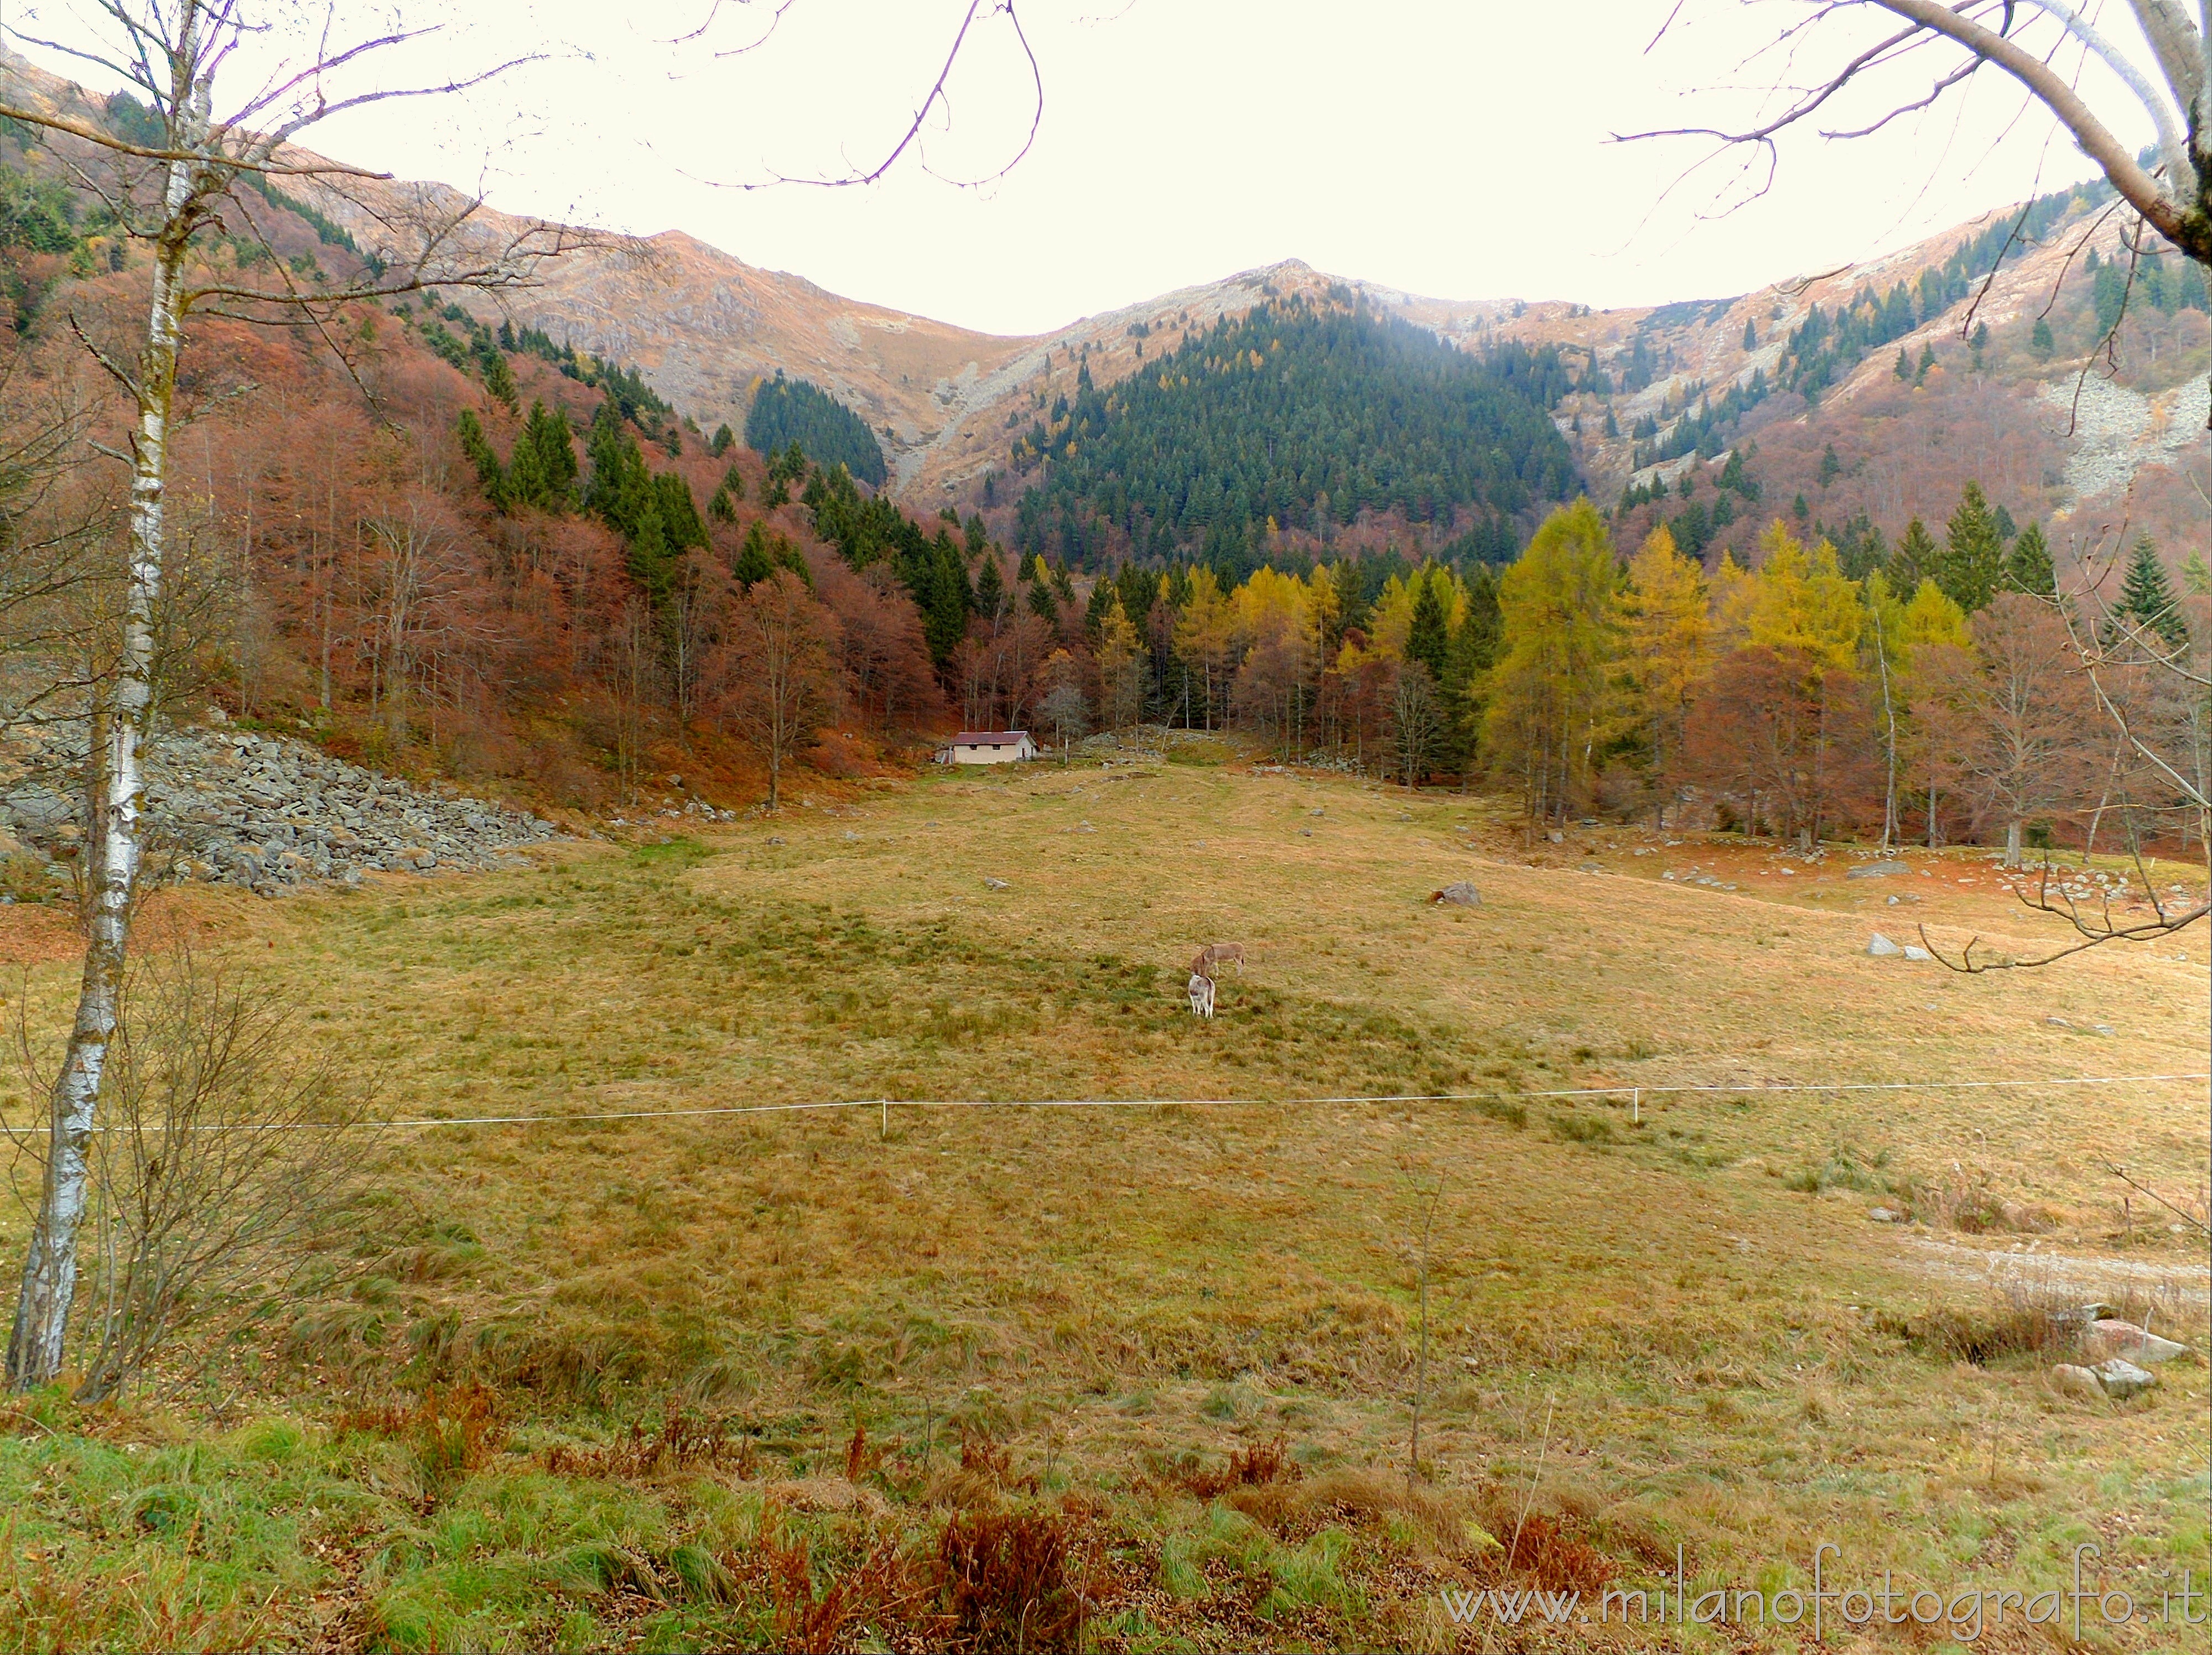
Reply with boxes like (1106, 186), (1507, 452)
(943, 730), (1037, 765)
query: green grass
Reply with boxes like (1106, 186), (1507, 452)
(0, 763), (2204, 1649)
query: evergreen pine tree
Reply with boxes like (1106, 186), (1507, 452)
(923, 534), (974, 664)
(456, 410), (505, 507)
(1938, 481), (2004, 612)
(1887, 517), (1939, 593)
(2029, 318), (2055, 359)
(481, 348), (519, 414)
(627, 492), (674, 605)
(2004, 522), (2054, 595)
(1893, 347), (1912, 381)
(655, 471), (709, 551)
(1052, 563), (1077, 611)
(733, 522), (774, 588)
(1029, 573), (1058, 623)
(1406, 572), (1450, 684)
(2092, 262), (2127, 335)
(1083, 574), (1117, 637)
(1913, 343), (1936, 384)
(2114, 535), (2185, 644)
(1602, 407), (1619, 438)
(719, 461), (745, 502)
(709, 423), (734, 457)
(709, 485), (735, 523)
(974, 552), (1005, 621)
(1742, 318), (1757, 349)
(505, 400), (577, 512)
(1817, 444), (1841, 488)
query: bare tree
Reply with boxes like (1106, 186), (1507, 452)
(1388, 662), (1446, 790)
(1635, 3), (2207, 264)
(712, 568), (840, 811)
(674, 0), (1043, 191)
(6, 941), (373, 1404)
(1634, 2), (2210, 419)
(1036, 680), (1087, 763)
(1932, 540), (2211, 969)
(1919, 593), (2099, 867)
(1, 3), (583, 1390)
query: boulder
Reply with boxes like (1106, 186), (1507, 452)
(1847, 860), (1909, 879)
(1902, 945), (1934, 961)
(1866, 933), (1904, 956)
(2091, 1358), (2157, 1400)
(982, 877), (1009, 891)
(1431, 882), (1482, 907)
(2049, 1363), (2105, 1402)
(2085, 1320), (2190, 1364)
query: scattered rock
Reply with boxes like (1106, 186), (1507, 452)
(1866, 933), (1904, 956)
(1847, 860), (1909, 879)
(982, 877), (1009, 891)
(2090, 1358), (2157, 1400)
(1546, 830), (1565, 844)
(1, 725), (559, 898)
(1430, 881), (1482, 907)
(1902, 944), (1933, 961)
(2045, 1016), (2071, 1027)
(1308, 807), (1324, 817)
(2085, 1320), (2190, 1364)
(1867, 1206), (1900, 1222)
(2050, 1363), (2105, 1402)
(766, 835), (785, 846)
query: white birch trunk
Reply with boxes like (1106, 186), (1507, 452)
(6, 151), (190, 1390)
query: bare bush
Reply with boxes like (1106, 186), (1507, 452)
(6, 944), (373, 1402)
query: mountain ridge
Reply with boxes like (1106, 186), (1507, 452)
(4, 43), (2204, 559)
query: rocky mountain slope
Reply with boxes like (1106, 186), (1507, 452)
(4, 45), (2204, 555)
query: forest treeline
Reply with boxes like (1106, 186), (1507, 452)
(1008, 298), (1577, 576)
(6, 110), (2200, 861)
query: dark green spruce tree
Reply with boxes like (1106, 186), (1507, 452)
(1938, 481), (2005, 612)
(2114, 536), (2186, 645)
(2003, 522), (2054, 596)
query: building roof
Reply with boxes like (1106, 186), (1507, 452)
(951, 731), (1032, 743)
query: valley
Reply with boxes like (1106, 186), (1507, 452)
(1, 757), (2204, 1650)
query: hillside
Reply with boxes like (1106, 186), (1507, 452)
(9, 41), (2195, 569)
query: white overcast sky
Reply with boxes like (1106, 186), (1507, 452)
(10, 1), (2161, 337)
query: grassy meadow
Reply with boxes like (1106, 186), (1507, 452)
(0, 750), (2206, 1652)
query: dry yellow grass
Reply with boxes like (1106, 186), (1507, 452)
(0, 757), (2204, 1651)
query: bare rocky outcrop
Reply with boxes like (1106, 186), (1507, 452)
(2, 724), (561, 899)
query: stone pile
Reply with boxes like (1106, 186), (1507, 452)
(2, 725), (561, 898)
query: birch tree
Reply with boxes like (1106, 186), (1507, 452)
(1, 3), (580, 1391)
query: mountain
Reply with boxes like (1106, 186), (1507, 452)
(429, 184), (2206, 568)
(4, 43), (2204, 565)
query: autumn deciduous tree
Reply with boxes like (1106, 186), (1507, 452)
(1481, 499), (1619, 830)
(1685, 645), (1882, 847)
(710, 570), (841, 811)
(1916, 594), (2097, 867)
(1620, 524), (1711, 820)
